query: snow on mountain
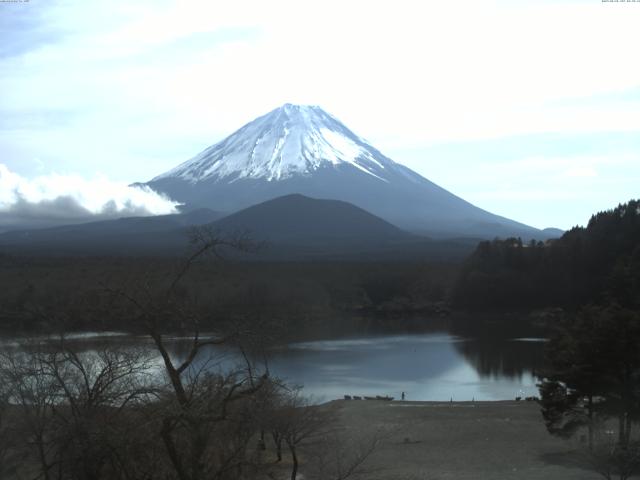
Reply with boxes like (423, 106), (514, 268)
(153, 104), (392, 183)
(144, 104), (551, 240)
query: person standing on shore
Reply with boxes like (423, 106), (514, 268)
(401, 391), (405, 401)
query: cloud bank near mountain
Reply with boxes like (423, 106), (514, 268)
(0, 164), (179, 232)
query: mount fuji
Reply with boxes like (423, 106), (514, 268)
(142, 104), (547, 239)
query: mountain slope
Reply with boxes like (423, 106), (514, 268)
(208, 194), (475, 261)
(143, 104), (548, 240)
(212, 194), (413, 245)
(0, 195), (476, 260)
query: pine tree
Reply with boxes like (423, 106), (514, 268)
(539, 305), (640, 450)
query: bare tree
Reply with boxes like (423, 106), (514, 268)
(266, 388), (334, 480)
(108, 227), (272, 480)
(0, 343), (62, 480)
(0, 337), (157, 480)
(266, 388), (384, 480)
(46, 343), (155, 480)
(305, 428), (383, 480)
(0, 374), (19, 479)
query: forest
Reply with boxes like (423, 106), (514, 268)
(453, 200), (640, 312)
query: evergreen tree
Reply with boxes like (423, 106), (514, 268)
(539, 305), (640, 449)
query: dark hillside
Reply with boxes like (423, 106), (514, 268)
(212, 194), (413, 244)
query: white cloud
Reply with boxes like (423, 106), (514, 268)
(0, 164), (179, 230)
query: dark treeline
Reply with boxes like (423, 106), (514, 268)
(0, 255), (458, 338)
(4, 199), (640, 339)
(453, 199), (640, 312)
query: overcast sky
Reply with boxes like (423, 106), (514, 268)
(1, 0), (639, 229)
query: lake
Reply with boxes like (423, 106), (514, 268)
(3, 331), (545, 403)
(171, 332), (545, 402)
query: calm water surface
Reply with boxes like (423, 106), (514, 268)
(176, 333), (544, 402)
(5, 332), (545, 402)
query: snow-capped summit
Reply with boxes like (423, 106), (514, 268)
(144, 104), (549, 239)
(153, 103), (396, 184)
